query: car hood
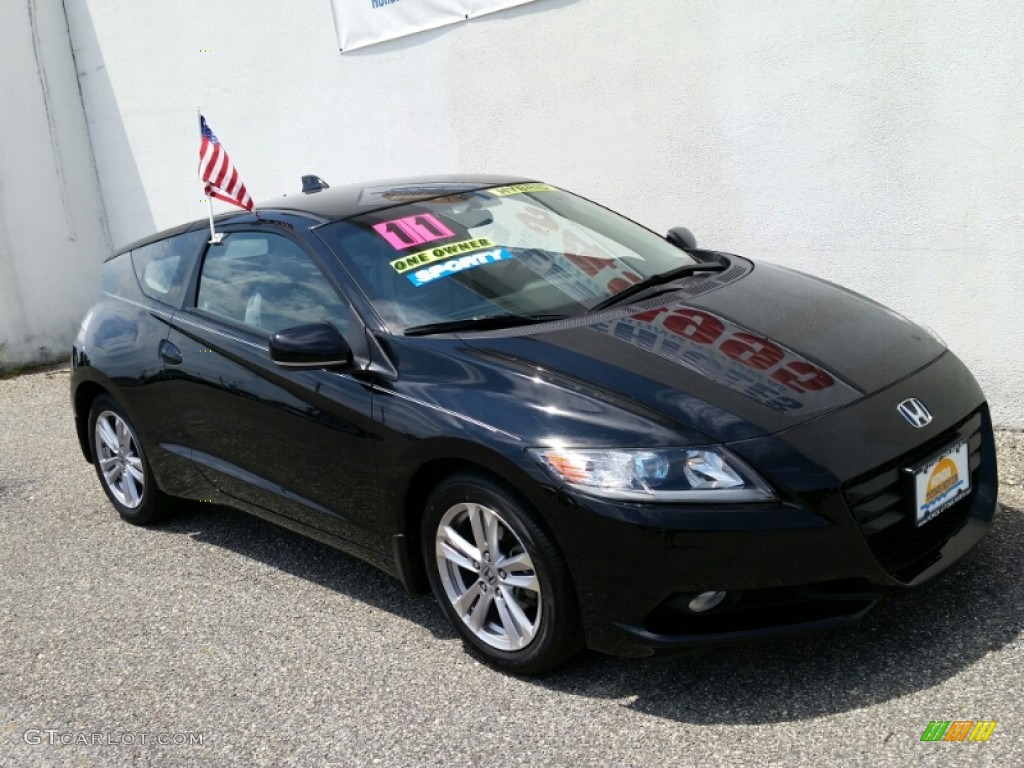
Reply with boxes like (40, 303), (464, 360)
(459, 260), (946, 442)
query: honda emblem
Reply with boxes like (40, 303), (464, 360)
(897, 398), (932, 428)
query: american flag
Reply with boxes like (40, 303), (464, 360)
(198, 115), (254, 211)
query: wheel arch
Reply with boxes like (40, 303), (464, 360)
(388, 440), (554, 596)
(73, 379), (110, 463)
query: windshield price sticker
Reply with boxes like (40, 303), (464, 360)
(913, 441), (971, 526)
(373, 213), (454, 250)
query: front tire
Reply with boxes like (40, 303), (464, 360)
(422, 471), (582, 674)
(88, 394), (171, 525)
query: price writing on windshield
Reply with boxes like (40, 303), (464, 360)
(373, 214), (454, 250)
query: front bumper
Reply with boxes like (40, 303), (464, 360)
(537, 353), (998, 658)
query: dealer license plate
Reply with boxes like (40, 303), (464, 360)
(912, 440), (971, 527)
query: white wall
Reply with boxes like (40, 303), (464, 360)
(64, 0), (1023, 425)
(0, 0), (110, 369)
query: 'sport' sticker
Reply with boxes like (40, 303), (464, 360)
(407, 248), (512, 286)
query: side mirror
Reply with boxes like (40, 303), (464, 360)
(269, 322), (352, 369)
(667, 226), (697, 250)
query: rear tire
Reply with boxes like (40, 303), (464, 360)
(422, 471), (583, 674)
(88, 394), (173, 525)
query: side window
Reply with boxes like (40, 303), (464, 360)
(130, 230), (206, 307)
(196, 231), (349, 336)
(100, 252), (138, 298)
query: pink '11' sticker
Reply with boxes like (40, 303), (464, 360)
(372, 214), (454, 250)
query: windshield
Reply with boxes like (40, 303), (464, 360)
(317, 184), (699, 334)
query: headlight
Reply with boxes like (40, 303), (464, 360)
(528, 447), (775, 502)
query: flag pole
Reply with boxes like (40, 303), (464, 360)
(206, 194), (223, 244)
(198, 107), (224, 244)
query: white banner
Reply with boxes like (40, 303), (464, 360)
(333, 0), (541, 52)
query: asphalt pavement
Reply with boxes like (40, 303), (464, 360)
(1, 367), (1021, 767)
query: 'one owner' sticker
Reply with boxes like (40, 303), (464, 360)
(407, 248), (512, 286)
(390, 237), (496, 273)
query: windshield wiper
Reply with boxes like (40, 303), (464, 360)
(404, 313), (569, 337)
(586, 262), (728, 313)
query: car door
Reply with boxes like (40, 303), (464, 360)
(163, 224), (383, 554)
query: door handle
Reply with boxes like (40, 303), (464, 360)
(159, 339), (183, 365)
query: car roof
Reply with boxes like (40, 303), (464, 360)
(261, 173), (536, 219)
(114, 174), (538, 256)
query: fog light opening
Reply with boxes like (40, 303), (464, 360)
(688, 590), (728, 613)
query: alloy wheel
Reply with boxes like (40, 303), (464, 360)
(93, 410), (146, 509)
(434, 502), (542, 652)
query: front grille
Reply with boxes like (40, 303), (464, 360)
(865, 500), (970, 576)
(843, 410), (983, 578)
